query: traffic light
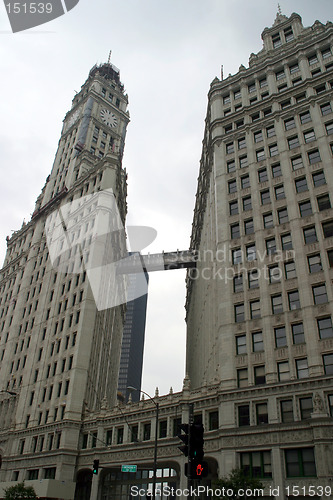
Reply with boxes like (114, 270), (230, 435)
(190, 423), (204, 462)
(177, 423), (189, 457)
(93, 459), (99, 475)
(188, 460), (209, 479)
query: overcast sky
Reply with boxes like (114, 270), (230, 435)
(0, 0), (332, 399)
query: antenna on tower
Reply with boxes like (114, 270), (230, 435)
(108, 50), (112, 65)
(277, 3), (282, 15)
(221, 64), (224, 81)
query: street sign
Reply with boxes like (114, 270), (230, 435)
(121, 465), (137, 473)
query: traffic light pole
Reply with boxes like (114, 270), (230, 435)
(188, 403), (194, 493)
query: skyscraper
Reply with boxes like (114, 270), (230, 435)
(0, 62), (129, 497)
(186, 10), (333, 480)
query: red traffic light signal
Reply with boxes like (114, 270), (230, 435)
(189, 460), (209, 479)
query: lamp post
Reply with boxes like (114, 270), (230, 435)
(127, 386), (159, 500)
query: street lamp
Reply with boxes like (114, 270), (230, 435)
(127, 386), (159, 500)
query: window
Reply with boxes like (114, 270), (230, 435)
(296, 92), (306, 103)
(251, 331), (263, 352)
(272, 295), (283, 314)
(250, 301), (261, 320)
(258, 168), (268, 182)
(256, 149), (265, 162)
(223, 94), (231, 104)
(300, 110), (311, 124)
(329, 395), (333, 416)
(239, 156), (248, 168)
(269, 144), (278, 156)
(248, 269), (259, 289)
(238, 405), (250, 426)
(285, 261), (297, 279)
(274, 185), (285, 200)
(238, 137), (246, 149)
(237, 368), (248, 388)
(248, 82), (256, 93)
(292, 323), (305, 344)
(293, 77), (303, 86)
(241, 175), (250, 189)
(266, 238), (276, 255)
(254, 365), (265, 385)
(227, 160), (236, 173)
(296, 358), (309, 378)
(269, 265), (281, 283)
(281, 400), (293, 422)
(307, 254), (322, 273)
(241, 451), (272, 478)
(278, 208), (288, 224)
(276, 69), (285, 80)
(263, 212), (273, 228)
(328, 249), (333, 267)
(291, 155), (303, 170)
(285, 448), (316, 477)
(288, 290), (300, 310)
(231, 223), (240, 239)
(321, 102), (332, 116)
(308, 149), (321, 164)
(234, 89), (241, 100)
(312, 170), (326, 187)
(246, 244), (256, 261)
(229, 201), (238, 215)
(259, 78), (268, 88)
(235, 304), (245, 323)
(278, 83), (287, 92)
(254, 130), (263, 143)
(289, 63), (299, 74)
(236, 335), (246, 355)
(312, 284), (328, 304)
(242, 196), (252, 211)
(295, 177), (308, 193)
(300, 397), (313, 419)
(274, 326), (287, 347)
(284, 26), (293, 42)
(304, 129), (316, 143)
(226, 142), (234, 154)
(299, 200), (312, 217)
(228, 180), (237, 193)
(261, 190), (271, 205)
(308, 54), (318, 65)
(233, 275), (243, 293)
(209, 411), (219, 430)
(256, 403), (268, 424)
(303, 226), (317, 244)
(317, 317), (333, 339)
(159, 420), (167, 438)
(322, 47), (332, 59)
(317, 194), (331, 211)
(323, 353), (333, 374)
(244, 219), (254, 235)
(232, 248), (242, 264)
(288, 136), (299, 149)
(278, 361), (290, 381)
(325, 121), (333, 135)
(281, 99), (291, 109)
(266, 125), (276, 137)
(143, 423), (151, 441)
(285, 117), (296, 130)
(44, 468), (56, 480)
(322, 220), (333, 238)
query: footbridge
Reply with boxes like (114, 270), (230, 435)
(117, 250), (197, 274)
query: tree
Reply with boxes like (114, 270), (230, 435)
(213, 468), (264, 499)
(4, 483), (38, 500)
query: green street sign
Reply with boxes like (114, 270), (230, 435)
(121, 465), (137, 473)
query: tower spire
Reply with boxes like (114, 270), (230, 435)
(108, 50), (112, 65)
(277, 3), (282, 15)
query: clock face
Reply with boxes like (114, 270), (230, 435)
(67, 107), (81, 129)
(100, 108), (118, 128)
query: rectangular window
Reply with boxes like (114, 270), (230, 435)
(325, 122), (333, 135)
(229, 201), (239, 215)
(269, 144), (278, 156)
(231, 223), (240, 239)
(308, 149), (321, 164)
(234, 89), (241, 100)
(281, 99), (291, 109)
(143, 423), (151, 441)
(300, 397), (313, 419)
(312, 170), (326, 187)
(239, 156), (248, 168)
(235, 304), (245, 323)
(263, 212), (273, 228)
(323, 353), (333, 374)
(233, 275), (243, 293)
(288, 290), (300, 310)
(159, 420), (167, 438)
(258, 168), (268, 182)
(269, 265), (281, 284)
(226, 142), (234, 154)
(241, 175), (250, 189)
(248, 269), (259, 289)
(274, 185), (285, 200)
(275, 326), (286, 347)
(243, 196), (252, 211)
(317, 194), (331, 211)
(308, 254), (322, 273)
(241, 451), (272, 478)
(285, 448), (316, 477)
(317, 317), (333, 339)
(266, 238), (276, 255)
(312, 284), (328, 304)
(296, 358), (309, 378)
(300, 110), (311, 124)
(208, 411), (219, 431)
(244, 219), (254, 235)
(321, 102), (332, 116)
(278, 361), (290, 381)
(322, 47), (332, 59)
(232, 248), (242, 264)
(299, 200), (312, 217)
(289, 63), (299, 74)
(278, 208), (289, 224)
(256, 403), (268, 425)
(276, 69), (285, 80)
(304, 129), (316, 143)
(266, 125), (276, 137)
(250, 301), (261, 319)
(254, 365), (265, 385)
(227, 160), (236, 173)
(322, 220), (333, 238)
(288, 136), (299, 149)
(254, 130), (263, 143)
(281, 400), (293, 422)
(291, 155), (303, 170)
(261, 190), (271, 205)
(228, 180), (237, 193)
(292, 323), (305, 344)
(272, 294), (283, 314)
(285, 261), (297, 279)
(248, 82), (256, 93)
(223, 94), (231, 104)
(237, 368), (248, 388)
(285, 117), (296, 130)
(252, 331), (263, 350)
(246, 244), (256, 261)
(256, 149), (265, 162)
(238, 405), (250, 426)
(295, 176), (308, 193)
(284, 26), (293, 41)
(236, 335), (246, 355)
(238, 137), (246, 150)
